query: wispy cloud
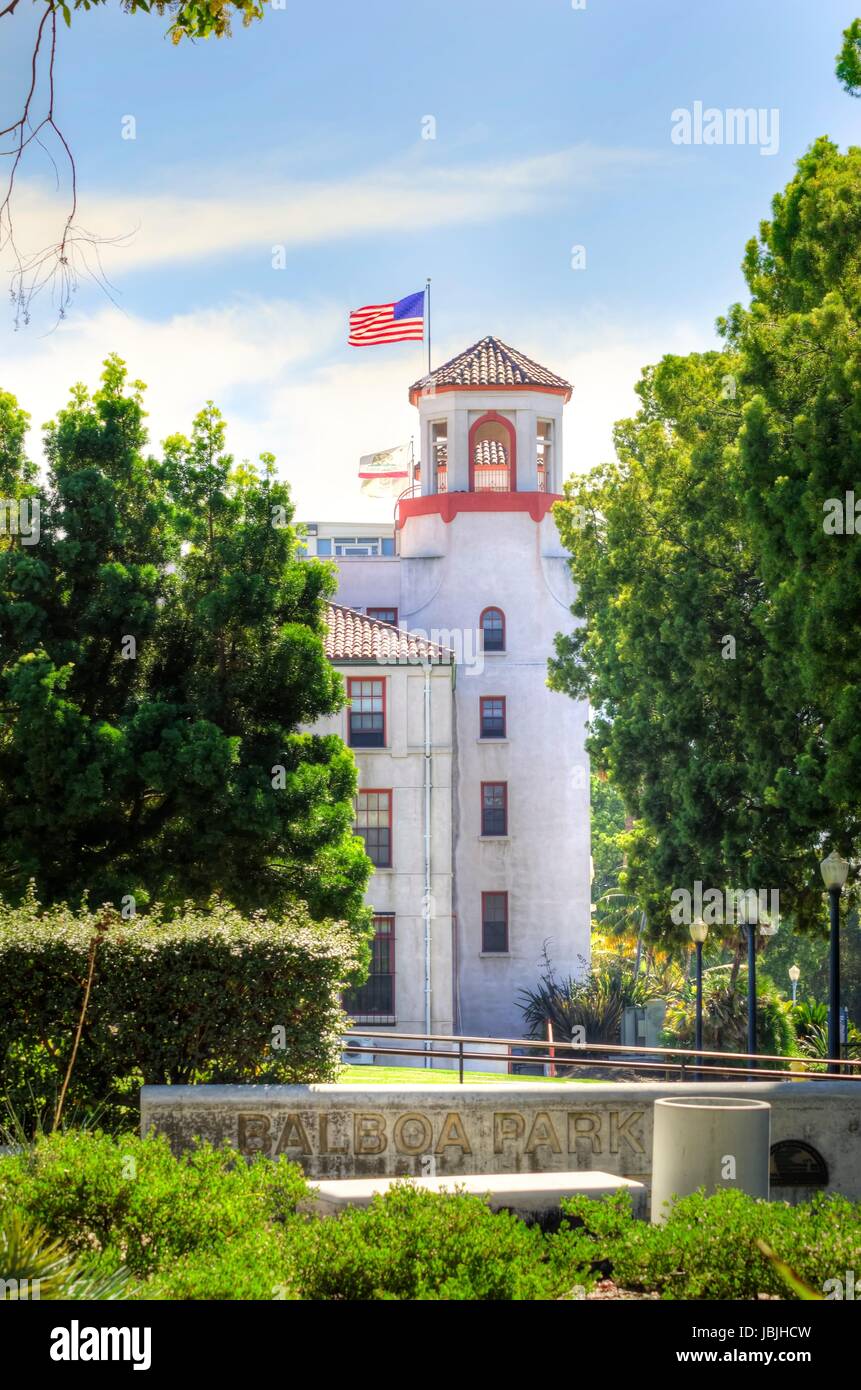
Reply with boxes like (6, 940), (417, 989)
(1, 296), (714, 523)
(6, 143), (657, 275)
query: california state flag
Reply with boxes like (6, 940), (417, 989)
(358, 443), (412, 498)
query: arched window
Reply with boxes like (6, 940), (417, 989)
(469, 412), (516, 492)
(480, 606), (506, 653)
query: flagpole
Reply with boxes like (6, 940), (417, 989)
(425, 277), (431, 375)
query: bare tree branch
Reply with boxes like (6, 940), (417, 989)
(0, 3), (127, 328)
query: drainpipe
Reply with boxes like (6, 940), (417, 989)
(423, 662), (432, 1063)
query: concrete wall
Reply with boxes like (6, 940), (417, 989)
(141, 1080), (861, 1201)
(322, 557), (400, 612)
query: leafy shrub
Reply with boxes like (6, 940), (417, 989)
(519, 951), (662, 1047)
(140, 1226), (297, 1301)
(792, 999), (828, 1041)
(6, 1131), (859, 1301)
(796, 1020), (861, 1063)
(0, 1130), (309, 1278)
(663, 969), (796, 1061)
(553, 1187), (861, 1299)
(0, 1211), (132, 1300)
(0, 892), (359, 1130)
(281, 1182), (590, 1301)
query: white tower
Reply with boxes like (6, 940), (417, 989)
(398, 337), (591, 1037)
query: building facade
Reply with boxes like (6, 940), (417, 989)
(307, 337), (591, 1041)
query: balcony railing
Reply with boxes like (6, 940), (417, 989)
(473, 466), (510, 492)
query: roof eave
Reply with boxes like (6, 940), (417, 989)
(409, 381), (573, 407)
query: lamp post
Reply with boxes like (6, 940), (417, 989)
(820, 850), (849, 1074)
(788, 963), (800, 1005)
(736, 895), (758, 1063)
(689, 916), (708, 1075)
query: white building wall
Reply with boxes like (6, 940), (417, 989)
(320, 557), (399, 613)
(309, 368), (590, 1042)
(397, 506), (590, 1037)
(310, 660), (455, 1041)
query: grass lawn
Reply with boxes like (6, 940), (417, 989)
(337, 1065), (606, 1084)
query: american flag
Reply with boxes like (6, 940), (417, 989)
(349, 290), (425, 346)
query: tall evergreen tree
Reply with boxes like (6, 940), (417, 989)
(552, 135), (861, 939)
(0, 356), (371, 931)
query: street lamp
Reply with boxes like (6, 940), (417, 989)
(820, 850), (849, 1074)
(736, 895), (759, 1062)
(788, 963), (800, 1005)
(689, 916), (708, 1073)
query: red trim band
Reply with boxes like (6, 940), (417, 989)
(397, 491), (561, 529)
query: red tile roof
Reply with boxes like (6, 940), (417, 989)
(474, 438), (508, 467)
(323, 603), (454, 664)
(410, 335), (572, 402)
(434, 438), (509, 468)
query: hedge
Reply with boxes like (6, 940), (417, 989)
(0, 1132), (586, 1301)
(0, 1131), (309, 1282)
(0, 892), (359, 1129)
(4, 1131), (861, 1300)
(554, 1187), (861, 1299)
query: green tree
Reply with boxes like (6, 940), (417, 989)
(590, 771), (627, 903)
(552, 136), (861, 944)
(836, 18), (861, 96)
(0, 356), (371, 931)
(0, 0), (268, 40)
(550, 350), (807, 938)
(722, 136), (861, 888)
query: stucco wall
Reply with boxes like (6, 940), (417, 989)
(309, 659), (455, 1038)
(397, 505), (591, 1037)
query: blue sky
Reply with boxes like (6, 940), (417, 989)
(1, 0), (859, 518)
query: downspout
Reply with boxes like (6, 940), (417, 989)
(423, 661), (432, 1063)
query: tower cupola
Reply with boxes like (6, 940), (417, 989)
(408, 335), (572, 498)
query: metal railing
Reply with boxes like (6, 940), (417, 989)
(472, 466), (511, 492)
(342, 1028), (861, 1085)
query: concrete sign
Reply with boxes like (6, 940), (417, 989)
(140, 1080), (861, 1200)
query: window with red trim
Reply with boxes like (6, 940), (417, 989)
(481, 782), (507, 836)
(480, 696), (506, 739)
(480, 607), (505, 652)
(344, 914), (395, 1018)
(348, 677), (386, 747)
(356, 790), (392, 867)
(367, 608), (398, 626)
(481, 893), (508, 953)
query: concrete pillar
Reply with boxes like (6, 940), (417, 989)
(650, 1096), (771, 1223)
(450, 410), (470, 492)
(516, 409), (538, 491)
